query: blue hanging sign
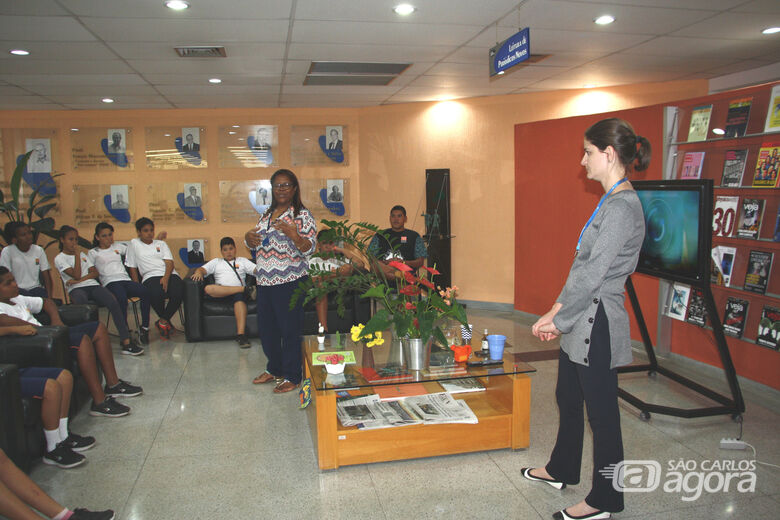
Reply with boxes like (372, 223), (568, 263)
(489, 27), (530, 77)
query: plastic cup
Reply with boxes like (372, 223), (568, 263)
(487, 334), (506, 361)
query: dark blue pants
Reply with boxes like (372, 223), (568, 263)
(546, 302), (624, 513)
(70, 285), (130, 342)
(107, 280), (151, 328)
(143, 275), (183, 321)
(19, 287), (47, 298)
(256, 277), (307, 385)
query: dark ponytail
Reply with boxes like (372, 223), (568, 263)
(58, 225), (77, 251)
(93, 222), (114, 247)
(585, 118), (651, 173)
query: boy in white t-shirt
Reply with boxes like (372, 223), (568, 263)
(191, 237), (256, 348)
(0, 221), (54, 298)
(125, 217), (183, 339)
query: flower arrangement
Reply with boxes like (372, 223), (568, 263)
(321, 353), (346, 365)
(351, 323), (384, 348)
(293, 219), (468, 348)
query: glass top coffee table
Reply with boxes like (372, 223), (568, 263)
(302, 333), (537, 470)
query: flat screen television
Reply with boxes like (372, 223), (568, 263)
(633, 179), (713, 286)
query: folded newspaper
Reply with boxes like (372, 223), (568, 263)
(337, 392), (478, 430)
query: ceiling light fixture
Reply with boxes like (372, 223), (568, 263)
(497, 70), (505, 75)
(583, 84), (595, 88)
(393, 4), (415, 16)
(165, 0), (190, 11)
(231, 125), (240, 128)
(762, 27), (780, 34)
(9, 49), (30, 56)
(102, 98), (114, 103)
(712, 128), (725, 135)
(594, 15), (615, 25)
(71, 128), (79, 131)
(208, 78), (222, 84)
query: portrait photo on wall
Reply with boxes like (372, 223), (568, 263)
(107, 129), (126, 153)
(183, 182), (203, 208)
(181, 127), (201, 153)
(110, 184), (130, 210)
(187, 239), (206, 265)
(326, 179), (344, 202)
(251, 126), (274, 151)
(325, 126), (343, 151)
(25, 138), (52, 173)
(249, 179), (273, 215)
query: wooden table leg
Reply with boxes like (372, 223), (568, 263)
(313, 388), (339, 470)
(511, 374), (531, 449)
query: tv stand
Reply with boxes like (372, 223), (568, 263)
(617, 276), (745, 422)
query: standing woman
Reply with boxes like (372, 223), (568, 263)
(245, 169), (316, 393)
(524, 118), (650, 520)
(89, 222), (153, 346)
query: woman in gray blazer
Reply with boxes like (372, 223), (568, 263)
(522, 118), (651, 520)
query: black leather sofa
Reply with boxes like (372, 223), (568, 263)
(0, 364), (29, 471)
(183, 276), (371, 342)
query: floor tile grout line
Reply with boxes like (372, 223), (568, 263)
(365, 463), (392, 519)
(116, 341), (197, 519)
(489, 451), (547, 519)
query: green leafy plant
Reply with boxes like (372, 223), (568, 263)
(0, 151), (90, 250)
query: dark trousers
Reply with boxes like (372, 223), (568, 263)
(546, 303), (624, 513)
(70, 285), (130, 342)
(256, 277), (307, 384)
(142, 274), (183, 322)
(107, 280), (151, 328)
(19, 287), (47, 298)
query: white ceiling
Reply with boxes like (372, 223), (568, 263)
(0, 0), (779, 110)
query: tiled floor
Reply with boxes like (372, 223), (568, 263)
(28, 308), (780, 519)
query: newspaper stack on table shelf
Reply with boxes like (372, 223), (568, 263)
(336, 392), (478, 430)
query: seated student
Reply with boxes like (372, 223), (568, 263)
(309, 229), (365, 332)
(125, 218), (183, 339)
(0, 325), (96, 469)
(89, 222), (152, 346)
(0, 267), (142, 418)
(190, 237), (256, 348)
(0, 222), (54, 298)
(55, 226), (143, 356)
(367, 205), (427, 281)
(0, 448), (114, 520)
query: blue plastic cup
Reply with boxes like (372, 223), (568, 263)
(487, 334), (506, 360)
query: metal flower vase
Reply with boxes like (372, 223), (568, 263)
(387, 329), (407, 368)
(403, 337), (433, 371)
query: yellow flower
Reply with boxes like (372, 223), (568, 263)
(350, 324), (365, 342)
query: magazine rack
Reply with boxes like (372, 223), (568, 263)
(617, 276), (745, 422)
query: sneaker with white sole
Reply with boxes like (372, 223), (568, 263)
(71, 508), (116, 520)
(104, 379), (143, 398)
(89, 397), (130, 417)
(121, 340), (144, 356)
(61, 432), (96, 452)
(43, 444), (86, 469)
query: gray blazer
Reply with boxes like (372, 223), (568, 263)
(552, 190), (645, 369)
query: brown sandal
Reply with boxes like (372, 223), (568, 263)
(252, 372), (276, 384)
(273, 380), (299, 393)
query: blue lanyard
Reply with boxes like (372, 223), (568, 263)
(575, 178), (627, 255)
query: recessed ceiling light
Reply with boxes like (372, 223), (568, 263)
(228, 131), (236, 135)
(164, 133), (171, 137)
(762, 27), (780, 35)
(712, 128), (725, 135)
(594, 15), (615, 25)
(231, 125), (240, 128)
(497, 70), (505, 75)
(102, 98), (114, 103)
(71, 128), (79, 131)
(9, 49), (30, 56)
(583, 84), (596, 88)
(393, 4), (415, 16)
(165, 0), (190, 10)
(208, 78), (222, 84)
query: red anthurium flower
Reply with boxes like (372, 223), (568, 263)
(413, 318), (420, 329)
(404, 271), (418, 284)
(388, 260), (413, 272)
(419, 277), (435, 289)
(405, 302), (417, 310)
(422, 266), (441, 275)
(400, 285), (420, 296)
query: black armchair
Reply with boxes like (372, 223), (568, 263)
(0, 364), (28, 471)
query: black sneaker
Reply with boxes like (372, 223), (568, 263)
(89, 397), (130, 417)
(61, 432), (96, 452)
(138, 327), (150, 346)
(71, 508), (116, 520)
(105, 379), (143, 398)
(236, 334), (251, 349)
(43, 444), (86, 469)
(121, 339), (144, 356)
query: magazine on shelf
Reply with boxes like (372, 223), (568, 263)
(720, 149), (748, 187)
(358, 366), (415, 384)
(680, 151), (705, 179)
(756, 305), (780, 350)
(710, 246), (736, 287)
(736, 198), (765, 239)
(336, 392), (478, 429)
(438, 377), (486, 394)
(713, 196), (739, 237)
(665, 283), (691, 322)
(723, 297), (749, 338)
(764, 84), (780, 133)
(743, 250), (773, 294)
(686, 288), (707, 327)
(403, 393), (478, 424)
(752, 141), (780, 188)
(688, 104), (713, 142)
(374, 383), (428, 401)
(774, 206), (780, 242)
(724, 97), (752, 138)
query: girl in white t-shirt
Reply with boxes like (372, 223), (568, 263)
(56, 226), (143, 356)
(190, 237), (256, 348)
(90, 222), (152, 346)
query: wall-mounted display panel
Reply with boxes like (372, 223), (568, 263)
(218, 125), (277, 168)
(219, 179), (272, 223)
(146, 182), (208, 224)
(73, 184), (135, 226)
(71, 127), (134, 171)
(145, 126), (208, 170)
(291, 125), (348, 166)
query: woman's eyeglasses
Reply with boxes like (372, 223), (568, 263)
(272, 182), (294, 190)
